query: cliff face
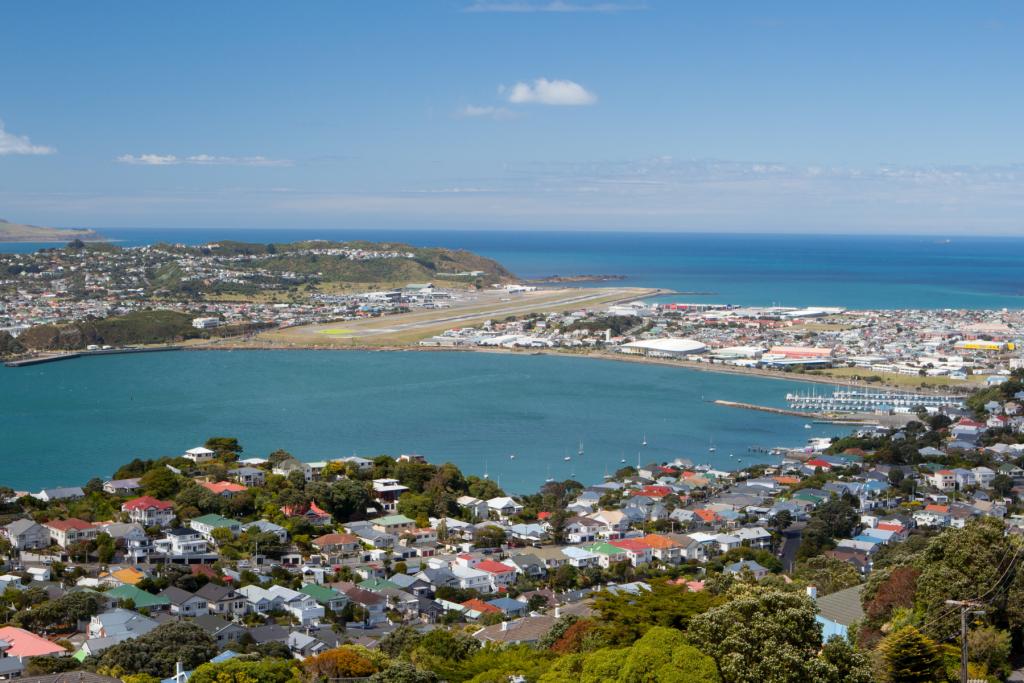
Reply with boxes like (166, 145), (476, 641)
(0, 219), (103, 242)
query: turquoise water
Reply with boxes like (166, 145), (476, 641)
(6, 229), (1024, 309)
(0, 350), (838, 493)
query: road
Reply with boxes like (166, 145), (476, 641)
(779, 522), (806, 572)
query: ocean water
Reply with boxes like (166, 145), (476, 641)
(0, 350), (839, 493)
(5, 228), (1024, 309)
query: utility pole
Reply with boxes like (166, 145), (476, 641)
(945, 599), (985, 683)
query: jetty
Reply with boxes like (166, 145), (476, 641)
(4, 346), (182, 368)
(713, 399), (896, 426)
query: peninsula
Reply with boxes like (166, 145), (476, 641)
(0, 218), (104, 243)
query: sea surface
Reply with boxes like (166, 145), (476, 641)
(5, 228), (1024, 309)
(0, 350), (840, 493)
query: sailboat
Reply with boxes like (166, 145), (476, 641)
(708, 437), (716, 453)
(509, 453), (516, 460)
(545, 465), (554, 483)
(641, 433), (648, 447)
(483, 461), (490, 479)
(578, 441), (585, 458)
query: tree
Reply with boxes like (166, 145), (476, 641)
(268, 449), (294, 467)
(140, 467), (181, 499)
(302, 646), (380, 679)
(369, 662), (438, 683)
(966, 625), (1011, 680)
(189, 658), (298, 683)
(991, 473), (1014, 497)
(98, 622), (217, 678)
(593, 581), (718, 646)
(818, 636), (873, 683)
(15, 591), (102, 633)
(915, 518), (1019, 640)
(687, 585), (827, 683)
(792, 556), (861, 596)
(879, 626), (942, 683)
(307, 479), (374, 522)
(617, 626), (720, 683)
(862, 565), (919, 623)
(204, 437), (243, 460)
(472, 525), (507, 549)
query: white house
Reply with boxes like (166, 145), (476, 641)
(486, 496), (524, 520)
(237, 585), (324, 625)
(184, 446), (216, 463)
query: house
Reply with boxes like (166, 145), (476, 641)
(2, 519), (50, 550)
(199, 481), (247, 496)
(193, 614), (246, 649)
(370, 515), (416, 535)
(813, 585), (865, 639)
(103, 478), (142, 495)
(280, 502), (332, 526)
(972, 466), (997, 488)
(486, 497), (524, 520)
(639, 534), (683, 564)
(451, 564), (494, 593)
(154, 528), (209, 558)
(104, 585), (168, 612)
(189, 514), (242, 541)
(88, 609), (159, 641)
(372, 479), (409, 512)
(44, 518), (98, 548)
(725, 560), (770, 580)
(609, 538), (653, 566)
(33, 487), (84, 502)
(335, 584), (388, 627)
(0, 626), (67, 657)
(242, 520), (289, 543)
(473, 614), (559, 646)
(487, 597), (529, 618)
(734, 526), (773, 549)
(183, 447), (215, 463)
(228, 466), (266, 487)
(475, 560), (517, 592)
(299, 584), (349, 612)
(456, 496), (489, 520)
(564, 516), (601, 544)
(312, 533), (362, 557)
(579, 543), (624, 568)
(122, 496), (176, 528)
(159, 587), (209, 617)
(237, 585), (324, 625)
(287, 630), (329, 659)
(196, 583), (247, 617)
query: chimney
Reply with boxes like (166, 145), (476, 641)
(806, 585), (817, 600)
(554, 606), (561, 619)
(501, 620), (509, 631)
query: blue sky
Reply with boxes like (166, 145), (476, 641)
(1, 1), (1023, 233)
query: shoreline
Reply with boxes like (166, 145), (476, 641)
(4, 338), (972, 396)
(173, 339), (969, 395)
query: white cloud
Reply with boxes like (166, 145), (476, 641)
(503, 78), (597, 105)
(0, 120), (56, 156)
(465, 1), (643, 12)
(116, 153), (291, 167)
(457, 104), (518, 120)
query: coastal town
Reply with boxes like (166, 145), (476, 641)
(423, 300), (1024, 389)
(0, 372), (1023, 681)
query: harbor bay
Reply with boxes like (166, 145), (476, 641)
(0, 348), (842, 492)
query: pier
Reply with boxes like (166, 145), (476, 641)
(714, 399), (901, 426)
(4, 346), (182, 368)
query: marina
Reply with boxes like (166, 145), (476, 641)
(785, 388), (966, 413)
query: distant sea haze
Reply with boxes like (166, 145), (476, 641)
(5, 229), (1023, 310)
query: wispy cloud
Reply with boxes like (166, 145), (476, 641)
(0, 120), (56, 156)
(457, 104), (519, 120)
(502, 78), (597, 105)
(116, 153), (292, 167)
(465, 1), (644, 12)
